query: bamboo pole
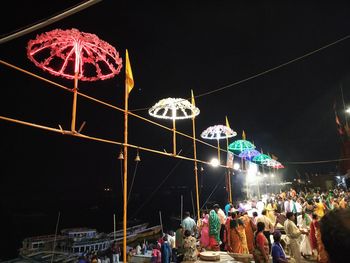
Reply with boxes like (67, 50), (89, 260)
(173, 115), (176, 156)
(122, 77), (129, 263)
(217, 139), (221, 163)
(191, 90), (200, 223)
(71, 72), (79, 132)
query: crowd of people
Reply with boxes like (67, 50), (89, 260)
(173, 187), (350, 263)
(78, 187), (349, 263)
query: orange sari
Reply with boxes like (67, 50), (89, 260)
(241, 215), (255, 253)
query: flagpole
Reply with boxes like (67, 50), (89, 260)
(122, 49), (133, 263)
(226, 136), (232, 203)
(122, 71), (128, 263)
(191, 90), (200, 224)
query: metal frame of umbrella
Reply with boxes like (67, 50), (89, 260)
(27, 28), (123, 132)
(148, 97), (200, 155)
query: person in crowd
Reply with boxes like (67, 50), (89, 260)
(208, 208), (221, 251)
(175, 224), (184, 256)
(225, 211), (243, 253)
(297, 210), (312, 258)
(240, 210), (256, 253)
(151, 244), (161, 263)
(271, 230), (288, 263)
(284, 212), (307, 263)
(309, 213), (318, 257)
(225, 202), (233, 216)
(253, 222), (269, 263)
(257, 209), (274, 253)
(252, 211), (258, 224)
(320, 209), (350, 263)
(198, 211), (209, 250)
(183, 229), (198, 261)
(167, 230), (176, 262)
(314, 198), (325, 218)
(213, 203), (226, 251)
(136, 243), (142, 255)
(181, 211), (197, 236)
(266, 199), (277, 224)
(111, 241), (121, 263)
(161, 235), (172, 263)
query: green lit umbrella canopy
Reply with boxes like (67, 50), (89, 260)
(252, 153), (271, 164)
(228, 139), (255, 154)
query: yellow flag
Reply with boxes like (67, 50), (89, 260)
(271, 153), (278, 160)
(125, 49), (134, 94)
(225, 116), (230, 129)
(191, 89), (195, 106)
(242, 130), (246, 140)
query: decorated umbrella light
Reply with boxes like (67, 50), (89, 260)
(148, 97), (200, 155)
(228, 139), (255, 154)
(27, 28), (123, 132)
(239, 149), (260, 160)
(201, 125), (237, 162)
(252, 153), (271, 164)
(263, 159), (285, 169)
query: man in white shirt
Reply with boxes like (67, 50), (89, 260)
(284, 212), (307, 263)
(182, 211), (197, 235)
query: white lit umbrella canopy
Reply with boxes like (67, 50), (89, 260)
(201, 125), (237, 163)
(149, 97), (200, 155)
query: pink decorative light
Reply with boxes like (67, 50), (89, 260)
(27, 28), (123, 81)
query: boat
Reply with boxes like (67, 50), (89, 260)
(108, 222), (149, 239)
(18, 224), (162, 262)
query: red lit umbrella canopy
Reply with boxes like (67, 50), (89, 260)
(27, 28), (123, 132)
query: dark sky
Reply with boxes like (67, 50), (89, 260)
(1, 0), (350, 255)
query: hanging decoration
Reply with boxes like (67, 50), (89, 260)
(201, 124), (237, 162)
(238, 148), (260, 159)
(149, 97), (200, 155)
(27, 28), (123, 132)
(252, 153), (271, 164)
(228, 139), (255, 153)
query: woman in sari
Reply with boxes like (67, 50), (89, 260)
(199, 211), (210, 249)
(253, 222), (269, 263)
(226, 211), (243, 254)
(208, 209), (221, 251)
(240, 211), (256, 254)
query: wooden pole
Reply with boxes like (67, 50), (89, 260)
(159, 211), (164, 235)
(226, 136), (232, 203)
(217, 139), (220, 163)
(113, 214), (116, 241)
(181, 195), (183, 222)
(71, 72), (79, 132)
(173, 117), (176, 155)
(191, 90), (200, 224)
(122, 75), (129, 263)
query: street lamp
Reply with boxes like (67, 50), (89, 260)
(346, 107), (350, 114)
(210, 158), (220, 167)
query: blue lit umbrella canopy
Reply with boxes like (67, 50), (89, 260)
(252, 153), (271, 164)
(228, 140), (255, 153)
(239, 149), (260, 160)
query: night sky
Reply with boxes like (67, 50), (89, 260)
(1, 0), (350, 259)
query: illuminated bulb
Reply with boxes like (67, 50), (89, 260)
(210, 158), (220, 167)
(346, 107), (350, 114)
(271, 173), (275, 178)
(233, 163), (240, 170)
